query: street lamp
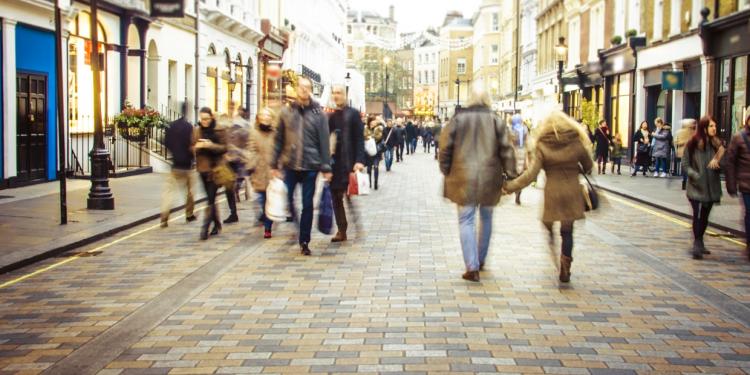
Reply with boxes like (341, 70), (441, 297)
(383, 55), (390, 119)
(227, 79), (237, 113)
(345, 72), (351, 107)
(454, 78), (461, 111)
(555, 36), (568, 104)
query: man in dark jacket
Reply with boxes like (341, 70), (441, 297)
(328, 85), (365, 242)
(271, 76), (332, 256)
(725, 110), (750, 258)
(405, 121), (417, 155)
(439, 89), (516, 282)
(383, 120), (396, 171)
(394, 119), (406, 162)
(161, 102), (197, 227)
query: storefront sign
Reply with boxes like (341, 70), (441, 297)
(661, 71), (684, 90)
(262, 39), (284, 59)
(151, 0), (185, 18)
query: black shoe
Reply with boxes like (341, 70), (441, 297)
(681, 180), (687, 190)
(300, 243), (311, 256)
(223, 215), (238, 224)
(200, 227), (209, 241)
(160, 221), (168, 228)
(692, 240), (704, 259)
(186, 215), (197, 223)
(210, 224), (221, 236)
(286, 216), (294, 222)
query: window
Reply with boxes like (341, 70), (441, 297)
(492, 13), (499, 32)
(432, 53), (436, 63)
(732, 56), (748, 136)
(418, 71), (422, 84)
(431, 70), (435, 84)
(457, 58), (466, 74)
(490, 45), (498, 64)
(418, 54), (422, 64)
(347, 25), (351, 34)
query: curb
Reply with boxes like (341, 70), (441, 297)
(0, 196), (208, 275)
(595, 184), (745, 239)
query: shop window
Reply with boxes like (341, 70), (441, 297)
(732, 55), (747, 135)
(720, 58), (731, 93)
(206, 67), (218, 113)
(68, 12), (108, 134)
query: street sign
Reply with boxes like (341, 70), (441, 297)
(662, 71), (684, 90)
(151, 0), (185, 18)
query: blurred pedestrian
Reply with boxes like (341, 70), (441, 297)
(160, 101), (197, 227)
(503, 111), (594, 283)
(594, 120), (611, 175)
(631, 121), (651, 176)
(610, 133), (624, 174)
(248, 107), (277, 239)
(271, 76), (332, 256)
(422, 125), (434, 153)
(405, 120), (417, 154)
(510, 114), (530, 205)
(328, 85), (366, 243)
(652, 118), (673, 178)
(383, 120), (397, 171)
(364, 116), (384, 189)
(439, 86), (517, 283)
(683, 115), (723, 260)
(222, 108), (251, 224)
(725, 109), (750, 260)
(394, 119), (406, 162)
(194, 107), (228, 240)
(675, 119), (697, 190)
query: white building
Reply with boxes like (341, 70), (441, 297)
(413, 34), (439, 119)
(517, 0), (537, 116)
(283, 0), (347, 109)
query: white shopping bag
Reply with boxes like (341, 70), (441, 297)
(356, 171), (370, 195)
(265, 177), (289, 222)
(364, 138), (378, 156)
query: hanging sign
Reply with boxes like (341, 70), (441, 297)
(151, 0), (185, 18)
(662, 71), (684, 90)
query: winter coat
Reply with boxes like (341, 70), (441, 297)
(504, 116), (594, 223)
(329, 107), (366, 190)
(652, 126), (673, 158)
(393, 126), (406, 144)
(682, 140), (722, 203)
(384, 126), (399, 147)
(365, 124), (384, 143)
(225, 123), (251, 166)
(633, 129), (651, 166)
(725, 128), (750, 195)
(193, 124), (228, 173)
(247, 123), (276, 192)
(594, 127), (611, 158)
(164, 117), (195, 170)
(272, 100), (331, 173)
(405, 123), (417, 140)
(439, 105), (517, 206)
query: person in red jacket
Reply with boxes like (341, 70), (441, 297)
(725, 108), (750, 260)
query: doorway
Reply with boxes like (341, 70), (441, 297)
(16, 73), (48, 182)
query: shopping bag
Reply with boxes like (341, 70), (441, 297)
(365, 138), (378, 156)
(356, 171), (370, 195)
(347, 173), (359, 196)
(317, 183), (334, 235)
(265, 177), (289, 222)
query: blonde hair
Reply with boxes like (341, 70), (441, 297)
(257, 107), (277, 126)
(534, 110), (593, 149)
(467, 83), (492, 107)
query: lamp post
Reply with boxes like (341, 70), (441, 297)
(555, 36), (568, 105)
(454, 78), (461, 112)
(87, 0), (114, 210)
(345, 72), (351, 107)
(383, 55), (390, 119)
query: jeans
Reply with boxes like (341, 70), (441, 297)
(632, 164), (647, 175)
(410, 138), (417, 154)
(284, 170), (319, 244)
(457, 205), (494, 272)
(161, 168), (195, 222)
(689, 199), (714, 241)
(384, 147), (394, 170)
(367, 155), (380, 188)
(396, 144), (404, 161)
(743, 193), (750, 249)
(655, 157), (669, 174)
(255, 191), (273, 231)
(199, 172), (220, 230)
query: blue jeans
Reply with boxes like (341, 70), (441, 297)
(255, 191), (273, 231)
(384, 147), (394, 171)
(284, 170), (318, 244)
(457, 205), (494, 272)
(743, 193), (750, 248)
(655, 157), (669, 173)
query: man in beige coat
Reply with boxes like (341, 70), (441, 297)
(439, 87), (517, 282)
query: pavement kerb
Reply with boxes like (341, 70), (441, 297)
(0, 196), (208, 275)
(595, 183), (745, 239)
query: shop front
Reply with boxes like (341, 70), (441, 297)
(700, 9), (750, 143)
(562, 63), (604, 129)
(258, 19), (287, 109)
(601, 44), (638, 148)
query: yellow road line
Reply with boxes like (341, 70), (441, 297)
(605, 193), (746, 247)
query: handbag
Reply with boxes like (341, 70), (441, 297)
(317, 183), (334, 234)
(265, 178), (289, 222)
(356, 171), (370, 195)
(365, 138), (378, 156)
(212, 163), (236, 189)
(377, 125), (394, 154)
(347, 172), (359, 196)
(580, 170), (599, 212)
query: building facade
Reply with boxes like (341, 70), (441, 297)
(438, 13), (473, 120)
(517, 0), (538, 115)
(472, 0), (502, 105)
(413, 35), (439, 120)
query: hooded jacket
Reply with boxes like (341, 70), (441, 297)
(504, 112), (594, 222)
(272, 100), (331, 173)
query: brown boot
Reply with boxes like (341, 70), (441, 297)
(462, 271), (480, 282)
(331, 231), (347, 243)
(559, 255), (573, 283)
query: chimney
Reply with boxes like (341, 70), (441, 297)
(389, 5), (394, 21)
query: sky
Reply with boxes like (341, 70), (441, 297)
(347, 0), (482, 34)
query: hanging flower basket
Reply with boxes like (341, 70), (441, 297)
(114, 102), (167, 142)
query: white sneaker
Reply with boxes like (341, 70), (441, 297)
(653, 171), (659, 177)
(660, 172), (668, 178)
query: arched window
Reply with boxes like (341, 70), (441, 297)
(67, 11), (109, 134)
(206, 44), (218, 112)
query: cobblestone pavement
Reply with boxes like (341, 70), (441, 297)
(1, 152), (750, 375)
